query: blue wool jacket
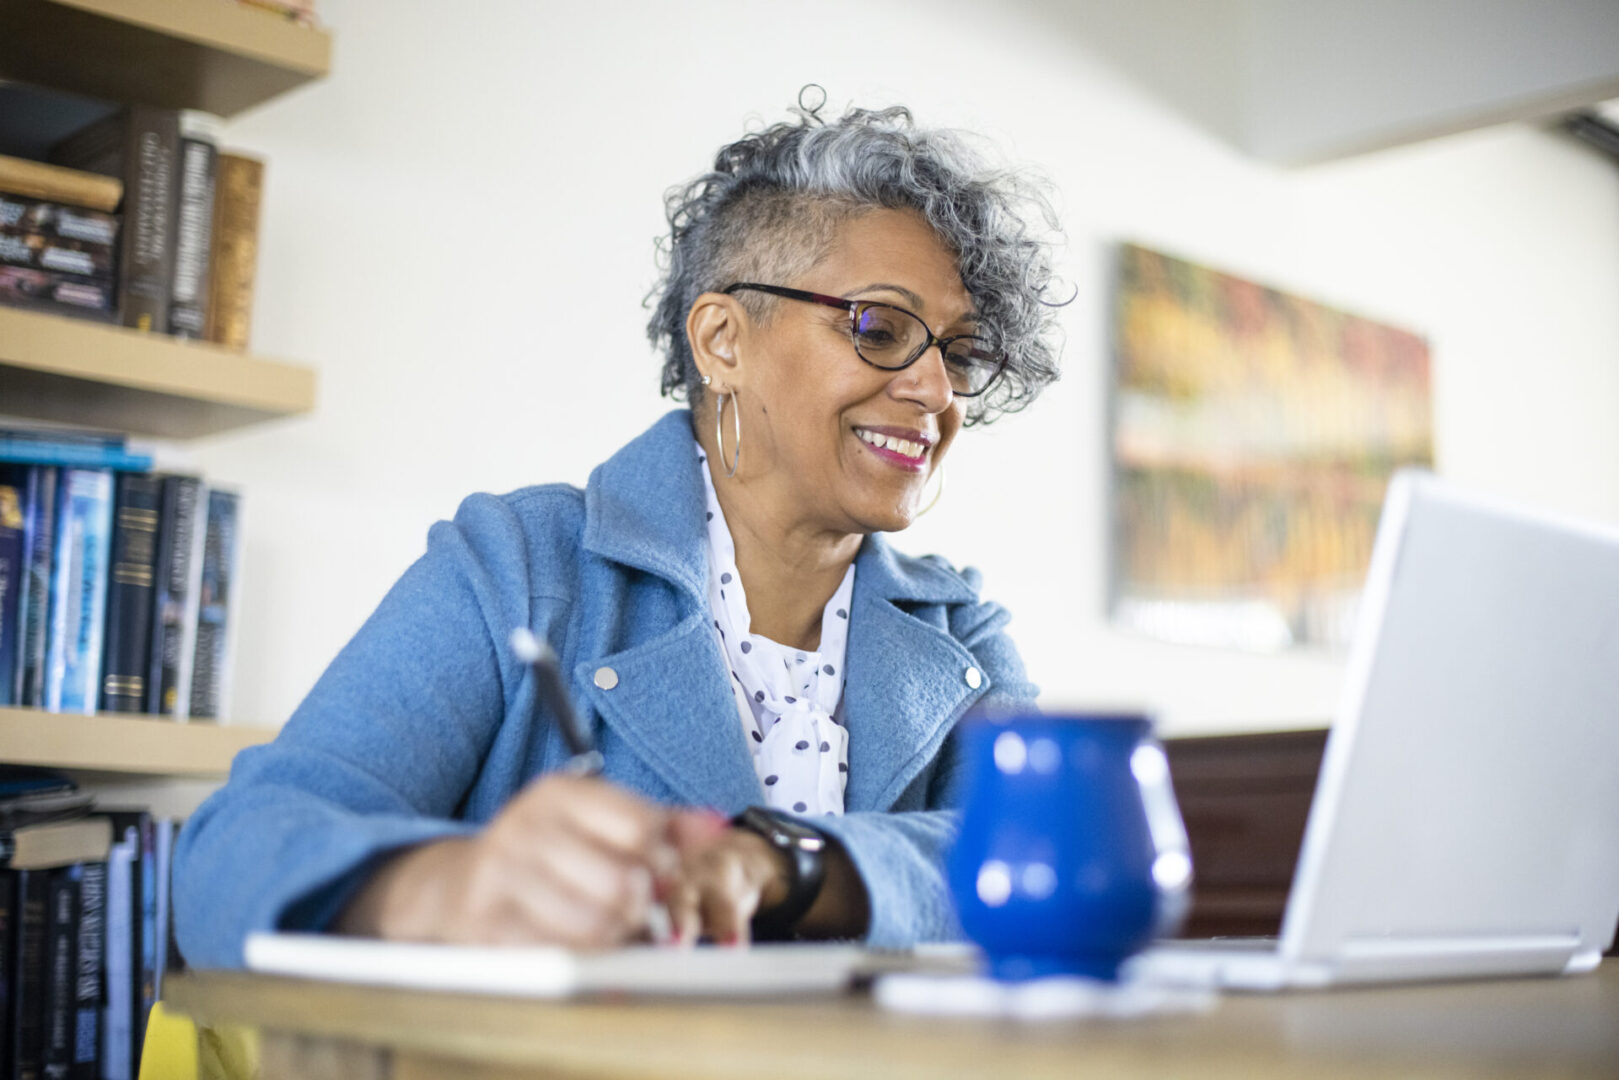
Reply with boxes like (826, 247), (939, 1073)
(173, 409), (1037, 968)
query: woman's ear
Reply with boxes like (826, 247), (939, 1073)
(686, 292), (744, 391)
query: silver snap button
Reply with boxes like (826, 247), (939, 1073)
(593, 666), (619, 690)
(965, 666), (982, 689)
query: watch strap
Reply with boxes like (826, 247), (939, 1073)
(732, 806), (828, 939)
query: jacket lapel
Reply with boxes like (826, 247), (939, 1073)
(840, 536), (987, 811)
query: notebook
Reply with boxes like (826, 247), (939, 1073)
(1134, 470), (1619, 991)
(244, 932), (970, 998)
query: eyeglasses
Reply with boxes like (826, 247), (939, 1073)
(721, 282), (1006, 398)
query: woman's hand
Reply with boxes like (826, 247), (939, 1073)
(337, 774), (720, 949)
(663, 826), (790, 946)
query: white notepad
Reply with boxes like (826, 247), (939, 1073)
(244, 932), (886, 998)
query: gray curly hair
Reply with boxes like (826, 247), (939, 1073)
(646, 91), (1066, 426)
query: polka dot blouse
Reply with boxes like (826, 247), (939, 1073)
(697, 442), (852, 817)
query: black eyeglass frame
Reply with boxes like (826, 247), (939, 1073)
(720, 282), (1006, 398)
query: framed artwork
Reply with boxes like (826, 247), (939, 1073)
(1109, 244), (1433, 651)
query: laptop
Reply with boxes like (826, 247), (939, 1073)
(1134, 470), (1619, 991)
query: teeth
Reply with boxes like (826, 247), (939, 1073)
(858, 429), (926, 459)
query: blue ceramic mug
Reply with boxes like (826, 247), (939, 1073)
(946, 710), (1192, 981)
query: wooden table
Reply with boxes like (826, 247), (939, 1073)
(166, 962), (1619, 1079)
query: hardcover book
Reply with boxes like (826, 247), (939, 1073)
(11, 868), (48, 1080)
(187, 488), (241, 721)
(100, 825), (137, 1080)
(144, 476), (205, 718)
(0, 266), (116, 318)
(0, 467), (23, 705)
(204, 154), (264, 350)
(69, 863), (104, 1080)
(0, 230), (117, 278)
(15, 466), (58, 707)
(52, 107), (179, 332)
(167, 112), (220, 339)
(0, 872), (14, 1067)
(40, 870), (78, 1080)
(42, 470), (114, 715)
(99, 474), (163, 713)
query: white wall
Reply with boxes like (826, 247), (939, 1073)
(191, 0), (1619, 739)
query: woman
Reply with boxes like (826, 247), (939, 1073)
(174, 95), (1063, 966)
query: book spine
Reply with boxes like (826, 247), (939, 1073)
(99, 832), (134, 1080)
(0, 872), (15, 1069)
(40, 871), (77, 1080)
(0, 467), (23, 705)
(98, 474), (162, 713)
(134, 819), (155, 1070)
(11, 869), (48, 1080)
(144, 477), (199, 715)
(0, 196), (119, 250)
(166, 113), (220, 339)
(68, 864), (102, 1080)
(0, 440), (154, 473)
(0, 230), (117, 278)
(0, 267), (116, 318)
(15, 467), (57, 707)
(117, 108), (180, 333)
(203, 154), (263, 349)
(151, 822), (172, 1002)
(187, 488), (240, 721)
(42, 470), (114, 715)
(0, 155), (122, 214)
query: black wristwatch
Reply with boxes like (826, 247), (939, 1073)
(732, 805), (828, 940)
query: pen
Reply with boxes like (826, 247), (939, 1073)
(508, 628), (673, 944)
(509, 628), (604, 776)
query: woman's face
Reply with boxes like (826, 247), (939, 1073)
(732, 207), (972, 536)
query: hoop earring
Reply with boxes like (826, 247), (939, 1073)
(715, 389), (742, 478)
(916, 463), (946, 517)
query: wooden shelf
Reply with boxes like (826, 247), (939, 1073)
(0, 0), (330, 117)
(0, 306), (316, 438)
(0, 706), (275, 777)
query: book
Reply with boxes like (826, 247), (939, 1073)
(0, 467), (23, 705)
(12, 869), (49, 1080)
(0, 230), (117, 278)
(204, 154), (264, 350)
(98, 474), (162, 713)
(0, 155), (122, 213)
(167, 113), (220, 339)
(187, 488), (240, 721)
(68, 863), (103, 1080)
(0, 872), (15, 1068)
(0, 196), (118, 250)
(15, 467), (58, 708)
(0, 436), (153, 473)
(40, 870), (77, 1080)
(53, 107), (180, 333)
(144, 477), (205, 718)
(99, 826), (136, 1080)
(42, 470), (115, 715)
(0, 266), (116, 320)
(0, 820), (111, 872)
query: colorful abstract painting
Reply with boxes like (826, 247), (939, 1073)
(1110, 244), (1433, 651)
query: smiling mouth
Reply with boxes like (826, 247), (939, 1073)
(854, 427), (931, 468)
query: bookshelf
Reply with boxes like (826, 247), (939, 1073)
(0, 306), (317, 438)
(0, 707), (274, 777)
(0, 6), (327, 779)
(0, 0), (331, 118)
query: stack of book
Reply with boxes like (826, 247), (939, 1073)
(0, 156), (121, 322)
(0, 768), (181, 1080)
(0, 106), (266, 350)
(0, 428), (241, 721)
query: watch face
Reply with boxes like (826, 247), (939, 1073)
(747, 807), (826, 851)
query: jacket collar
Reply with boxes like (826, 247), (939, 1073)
(583, 408), (979, 609)
(581, 409), (986, 812)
